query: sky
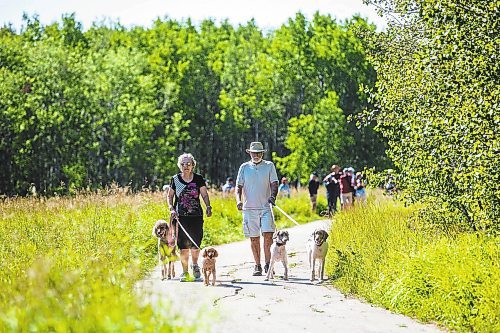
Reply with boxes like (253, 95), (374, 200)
(0, 0), (387, 32)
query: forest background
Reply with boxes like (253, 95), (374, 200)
(0, 12), (387, 196)
(1, 0), (498, 231)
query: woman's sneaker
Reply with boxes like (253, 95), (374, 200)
(179, 272), (191, 282)
(192, 264), (201, 279)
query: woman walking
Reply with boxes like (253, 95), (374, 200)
(167, 153), (212, 282)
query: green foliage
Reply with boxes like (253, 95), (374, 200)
(362, 0), (499, 230)
(0, 13), (384, 196)
(0, 188), (326, 330)
(274, 92), (350, 183)
(327, 194), (499, 332)
(0, 192), (195, 332)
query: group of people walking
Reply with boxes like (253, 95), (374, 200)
(308, 165), (367, 216)
(164, 141), (367, 281)
(165, 141), (280, 280)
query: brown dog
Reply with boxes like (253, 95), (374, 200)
(306, 229), (329, 282)
(202, 247), (218, 286)
(152, 219), (177, 280)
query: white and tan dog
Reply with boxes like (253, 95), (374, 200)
(306, 228), (329, 282)
(152, 219), (177, 280)
(265, 230), (290, 281)
(201, 247), (219, 286)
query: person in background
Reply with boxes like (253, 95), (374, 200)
(236, 142), (279, 277)
(222, 177), (235, 197)
(167, 153), (212, 282)
(340, 168), (354, 209)
(355, 172), (367, 205)
(278, 177), (291, 198)
(385, 169), (397, 194)
(308, 172), (320, 212)
(323, 165), (342, 216)
(347, 167), (356, 204)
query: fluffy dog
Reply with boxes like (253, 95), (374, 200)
(202, 247), (218, 286)
(152, 219), (177, 280)
(265, 230), (290, 281)
(306, 228), (329, 282)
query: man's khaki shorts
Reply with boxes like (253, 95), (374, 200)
(242, 209), (275, 237)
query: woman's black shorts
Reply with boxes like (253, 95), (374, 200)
(175, 216), (204, 249)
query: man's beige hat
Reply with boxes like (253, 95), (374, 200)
(246, 141), (266, 153)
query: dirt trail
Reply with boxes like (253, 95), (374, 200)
(137, 219), (444, 332)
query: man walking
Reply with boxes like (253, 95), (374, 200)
(236, 142), (279, 276)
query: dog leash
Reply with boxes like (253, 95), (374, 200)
(174, 216), (201, 249)
(273, 204), (300, 226)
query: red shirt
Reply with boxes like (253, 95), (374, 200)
(340, 174), (353, 194)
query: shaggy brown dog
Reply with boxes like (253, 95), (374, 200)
(152, 219), (177, 280)
(201, 247), (218, 286)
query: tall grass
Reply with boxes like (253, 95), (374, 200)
(0, 191), (194, 332)
(0, 187), (323, 331)
(327, 191), (499, 332)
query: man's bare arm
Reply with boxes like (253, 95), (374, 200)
(236, 185), (243, 210)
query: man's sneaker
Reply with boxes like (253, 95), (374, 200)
(179, 272), (191, 282)
(192, 264), (201, 279)
(264, 263), (274, 275)
(252, 264), (263, 276)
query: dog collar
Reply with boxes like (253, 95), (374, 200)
(275, 242), (286, 246)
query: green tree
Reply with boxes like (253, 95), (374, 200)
(363, 0), (499, 230)
(274, 91), (349, 182)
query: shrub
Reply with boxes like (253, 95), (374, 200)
(327, 195), (499, 332)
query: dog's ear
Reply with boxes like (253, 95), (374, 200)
(213, 249), (219, 258)
(324, 231), (329, 240)
(152, 223), (159, 237)
(202, 248), (208, 258)
(273, 230), (279, 240)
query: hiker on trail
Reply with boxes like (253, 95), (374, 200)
(222, 177), (235, 197)
(340, 168), (355, 209)
(278, 177), (291, 198)
(236, 142), (279, 276)
(355, 172), (367, 205)
(323, 165), (342, 216)
(308, 172), (320, 212)
(167, 153), (212, 282)
(384, 169), (397, 194)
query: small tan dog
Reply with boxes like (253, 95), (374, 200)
(265, 230), (290, 281)
(306, 228), (329, 282)
(202, 247), (218, 286)
(152, 219), (177, 280)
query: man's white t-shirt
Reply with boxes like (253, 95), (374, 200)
(236, 160), (278, 210)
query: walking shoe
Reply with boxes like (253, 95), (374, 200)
(192, 264), (201, 279)
(264, 263), (274, 275)
(179, 272), (191, 282)
(252, 264), (263, 276)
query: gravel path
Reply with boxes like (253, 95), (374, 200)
(137, 219), (444, 332)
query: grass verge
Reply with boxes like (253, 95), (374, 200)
(326, 192), (499, 332)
